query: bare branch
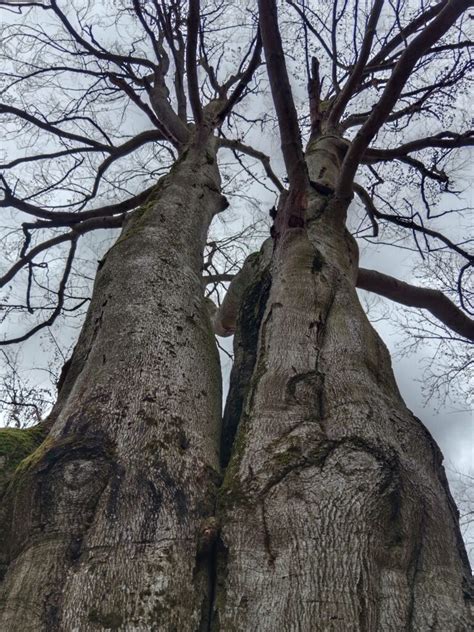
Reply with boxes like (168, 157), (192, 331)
(1, 183), (156, 223)
(203, 273), (235, 284)
(328, 0), (384, 126)
(0, 215), (125, 289)
(186, 0), (203, 124)
(0, 239), (78, 346)
(366, 2), (446, 70)
(363, 131), (474, 161)
(0, 146), (99, 170)
(354, 183), (473, 264)
(286, 0), (344, 75)
(107, 74), (174, 139)
(217, 32), (262, 124)
(337, 0), (469, 199)
(0, 104), (110, 150)
(49, 0), (156, 71)
(258, 0), (306, 190)
(218, 138), (284, 192)
(357, 267), (474, 341)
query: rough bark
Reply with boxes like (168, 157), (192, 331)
(0, 132), (471, 631)
(0, 139), (226, 631)
(214, 135), (472, 631)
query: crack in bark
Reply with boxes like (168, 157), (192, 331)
(260, 499), (276, 566)
(195, 525), (219, 632)
(356, 572), (369, 631)
(220, 268), (272, 467)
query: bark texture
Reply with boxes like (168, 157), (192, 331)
(0, 140), (226, 631)
(214, 136), (472, 631)
(0, 135), (471, 632)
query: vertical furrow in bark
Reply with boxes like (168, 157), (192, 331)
(213, 136), (471, 630)
(220, 250), (272, 469)
(0, 140), (225, 631)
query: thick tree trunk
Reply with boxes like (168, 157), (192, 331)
(0, 135), (471, 631)
(214, 136), (472, 631)
(0, 139), (226, 630)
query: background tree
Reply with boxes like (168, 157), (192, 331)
(0, 1), (472, 630)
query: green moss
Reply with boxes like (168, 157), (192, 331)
(112, 198), (155, 247)
(0, 425), (45, 459)
(14, 435), (55, 475)
(218, 419), (250, 513)
(0, 424), (48, 489)
(272, 443), (302, 468)
(88, 609), (123, 629)
(109, 177), (168, 251)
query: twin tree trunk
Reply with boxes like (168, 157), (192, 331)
(0, 134), (471, 631)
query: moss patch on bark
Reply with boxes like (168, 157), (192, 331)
(0, 424), (48, 492)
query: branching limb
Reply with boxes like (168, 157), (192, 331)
(49, 0), (156, 71)
(0, 215), (125, 288)
(355, 184), (379, 237)
(286, 0), (346, 75)
(217, 33), (263, 124)
(0, 239), (78, 346)
(398, 156), (449, 185)
(0, 104), (111, 150)
(366, 1), (446, 70)
(363, 131), (474, 161)
(354, 183), (473, 264)
(328, 0), (384, 126)
(0, 147), (100, 171)
(81, 130), (167, 201)
(1, 182), (155, 223)
(258, 0), (306, 191)
(357, 267), (474, 341)
(337, 0), (469, 199)
(186, 0), (203, 124)
(218, 138), (284, 192)
(155, 1), (187, 121)
(107, 74), (176, 139)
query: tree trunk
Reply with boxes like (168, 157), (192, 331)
(214, 136), (472, 631)
(0, 135), (471, 631)
(0, 138), (226, 631)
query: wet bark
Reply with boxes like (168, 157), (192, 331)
(0, 139), (226, 631)
(214, 135), (472, 631)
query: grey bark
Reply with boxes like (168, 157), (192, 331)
(0, 138), (226, 631)
(214, 135), (472, 631)
(0, 135), (471, 632)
